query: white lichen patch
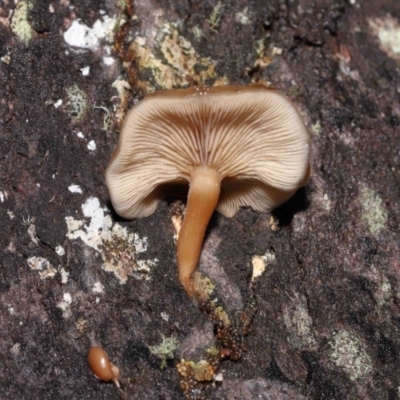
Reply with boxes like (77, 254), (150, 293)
(27, 256), (51, 271)
(311, 121), (322, 136)
(68, 184), (82, 194)
(65, 217), (83, 232)
(10, 0), (34, 44)
(161, 312), (169, 322)
(235, 7), (251, 25)
(251, 257), (265, 280)
(57, 292), (72, 318)
(190, 26), (204, 41)
(251, 249), (275, 282)
(103, 56), (114, 66)
(376, 275), (392, 307)
(53, 99), (63, 108)
(323, 193), (332, 212)
(87, 140), (96, 151)
(27, 257), (57, 279)
(65, 197), (157, 284)
(63, 15), (119, 53)
(11, 343), (21, 356)
(111, 78), (131, 124)
(368, 16), (400, 61)
(80, 66), (90, 76)
(283, 293), (317, 350)
(92, 281), (104, 293)
(27, 224), (39, 245)
(39, 265), (57, 279)
(131, 23), (225, 92)
(359, 187), (388, 235)
(328, 329), (372, 381)
(1, 52), (11, 65)
(59, 267), (69, 284)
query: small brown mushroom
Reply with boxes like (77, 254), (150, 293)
(106, 85), (310, 296)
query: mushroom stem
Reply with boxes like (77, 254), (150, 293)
(177, 167), (221, 296)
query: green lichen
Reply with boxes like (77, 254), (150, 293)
(375, 274), (392, 307)
(193, 272), (215, 299)
(328, 329), (372, 381)
(214, 306), (231, 326)
(370, 17), (400, 57)
(94, 105), (111, 131)
(311, 121), (322, 136)
(207, 2), (224, 31)
(148, 333), (179, 369)
(360, 187), (388, 235)
(65, 85), (90, 121)
(283, 295), (317, 350)
(11, 0), (34, 44)
(117, 0), (129, 10)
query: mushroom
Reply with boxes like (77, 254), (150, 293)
(106, 85), (310, 296)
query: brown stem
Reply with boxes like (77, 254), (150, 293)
(177, 167), (221, 296)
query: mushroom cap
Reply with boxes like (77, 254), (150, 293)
(106, 85), (310, 219)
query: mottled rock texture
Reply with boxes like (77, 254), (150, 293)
(1, 0), (400, 399)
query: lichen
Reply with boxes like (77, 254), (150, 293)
(111, 78), (131, 124)
(283, 294), (317, 350)
(251, 249), (275, 282)
(192, 272), (216, 299)
(368, 16), (400, 60)
(323, 193), (332, 211)
(65, 85), (90, 122)
(93, 105), (111, 131)
(328, 329), (372, 381)
(207, 2), (223, 31)
(148, 334), (179, 369)
(374, 273), (392, 308)
(10, 0), (34, 44)
(63, 15), (120, 53)
(359, 187), (388, 235)
(311, 121), (322, 136)
(130, 23), (227, 92)
(65, 197), (157, 284)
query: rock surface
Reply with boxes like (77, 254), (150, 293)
(1, 0), (400, 399)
